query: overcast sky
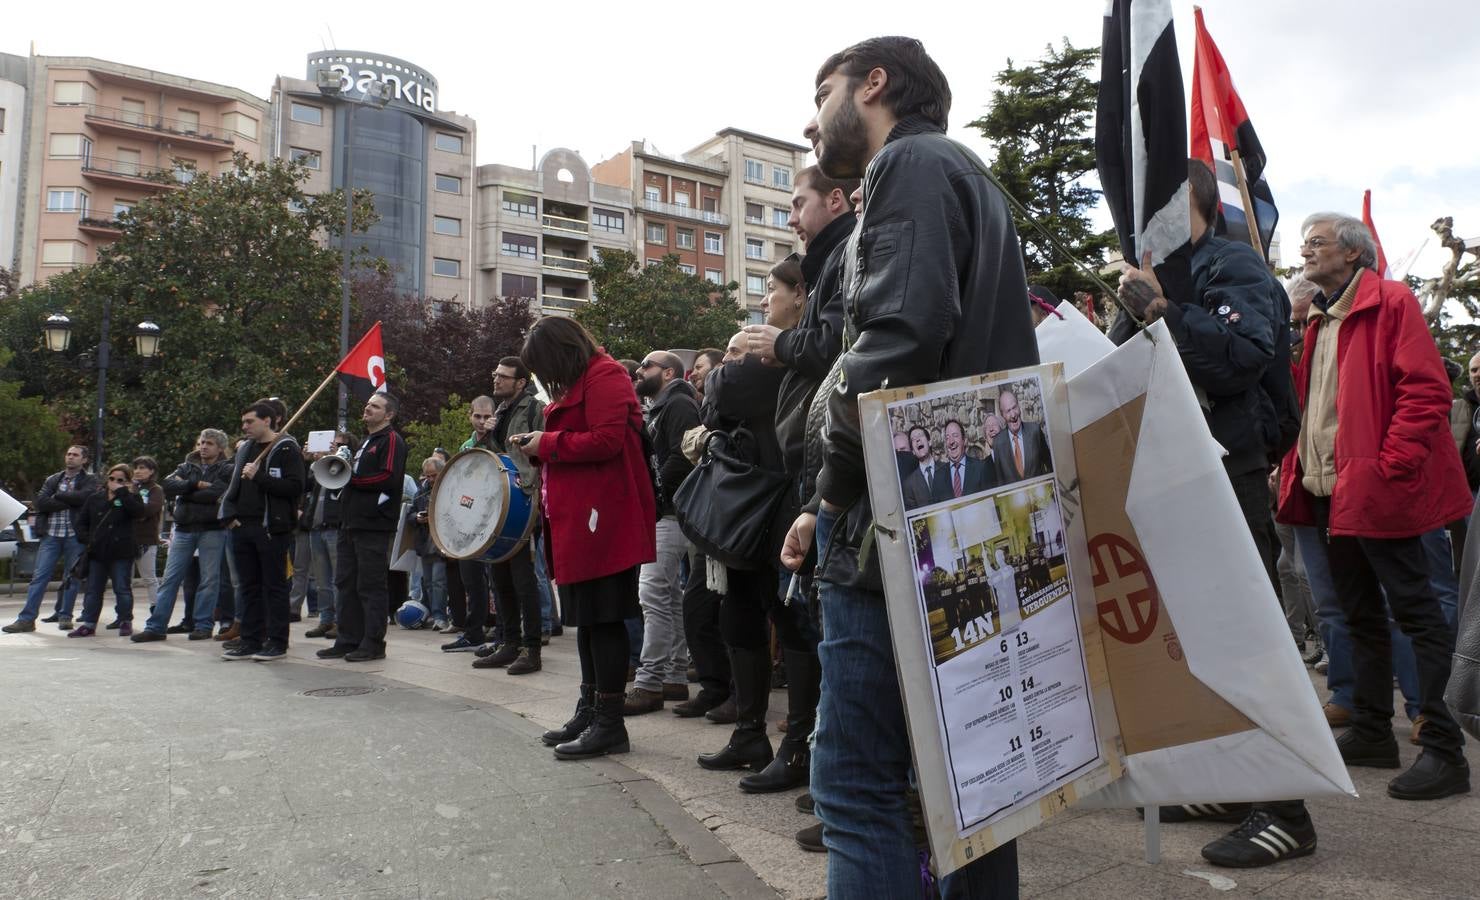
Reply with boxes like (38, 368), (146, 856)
(8, 0), (1478, 283)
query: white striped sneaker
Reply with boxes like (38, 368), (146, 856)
(1152, 802), (1251, 824)
(1201, 809), (1317, 868)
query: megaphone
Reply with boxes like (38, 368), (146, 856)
(311, 446), (352, 490)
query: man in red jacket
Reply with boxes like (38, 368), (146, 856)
(1278, 212), (1471, 801)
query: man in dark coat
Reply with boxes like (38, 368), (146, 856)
(991, 387), (1052, 485)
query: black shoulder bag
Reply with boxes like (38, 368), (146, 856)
(673, 428), (789, 570)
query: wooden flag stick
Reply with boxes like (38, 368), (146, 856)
(1228, 148), (1265, 260)
(251, 367), (341, 467)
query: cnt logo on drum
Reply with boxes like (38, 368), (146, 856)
(459, 495), (475, 509)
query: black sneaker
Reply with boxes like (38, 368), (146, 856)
(1142, 802), (1252, 824)
(472, 642), (500, 659)
(188, 629), (213, 641)
(442, 635), (479, 652)
(1387, 751), (1471, 801)
(1201, 809), (1316, 868)
(222, 638), (245, 652)
(316, 645), (351, 659)
(40, 613), (60, 624)
(345, 648), (386, 662)
(221, 644), (262, 661)
(130, 630), (166, 643)
(252, 644), (287, 662)
(105, 620), (121, 630)
(1336, 729), (1401, 768)
(166, 623), (192, 634)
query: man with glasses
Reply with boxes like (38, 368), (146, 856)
(5, 446), (97, 633)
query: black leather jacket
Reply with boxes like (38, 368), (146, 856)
(809, 117), (1038, 591)
(163, 454), (233, 531)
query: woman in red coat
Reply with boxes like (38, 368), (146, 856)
(512, 317), (657, 759)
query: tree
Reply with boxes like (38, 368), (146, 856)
(401, 393), (472, 464)
(0, 349), (71, 498)
(0, 153), (376, 467)
(968, 40), (1117, 306)
(578, 250), (746, 361)
(351, 269), (535, 425)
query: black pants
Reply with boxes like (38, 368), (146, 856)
(578, 621), (630, 693)
(456, 559), (491, 643)
(446, 559), (466, 627)
(683, 552), (730, 697)
(335, 529), (392, 653)
(491, 543), (542, 648)
(719, 566), (777, 650)
(235, 524), (293, 648)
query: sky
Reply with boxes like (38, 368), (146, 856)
(8, 0), (1479, 284)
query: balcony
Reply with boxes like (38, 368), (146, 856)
(541, 255), (590, 278)
(82, 104), (235, 151)
(638, 198), (729, 227)
(541, 213), (589, 235)
(540, 293), (588, 314)
(81, 157), (182, 191)
(77, 215), (124, 236)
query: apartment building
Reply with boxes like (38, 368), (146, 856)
(1, 54), (28, 271)
(12, 54), (268, 285)
(476, 148), (634, 317)
(270, 51), (476, 304)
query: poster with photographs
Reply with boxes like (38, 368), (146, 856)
(859, 363), (1121, 876)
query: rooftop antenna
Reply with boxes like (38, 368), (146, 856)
(325, 23), (338, 51)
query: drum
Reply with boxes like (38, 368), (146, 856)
(428, 448), (537, 563)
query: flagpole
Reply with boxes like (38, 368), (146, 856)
(250, 367), (342, 467)
(1227, 147), (1265, 260)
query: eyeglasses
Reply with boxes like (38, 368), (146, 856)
(638, 361), (659, 370)
(492, 372), (514, 381)
(1300, 237), (1335, 251)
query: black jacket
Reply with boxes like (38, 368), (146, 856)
(164, 453), (233, 531)
(1462, 388), (1480, 493)
(703, 355), (787, 475)
(776, 210), (854, 501)
(343, 427), (408, 532)
(76, 488), (145, 561)
(32, 470), (98, 537)
(220, 437), (306, 534)
(410, 475), (438, 557)
(298, 480), (344, 531)
(811, 118), (1037, 590)
(647, 378), (700, 517)
(1108, 233), (1295, 476)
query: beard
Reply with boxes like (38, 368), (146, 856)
(817, 96), (870, 180)
(635, 372), (662, 398)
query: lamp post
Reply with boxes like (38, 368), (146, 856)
(42, 310), (162, 470)
(316, 70), (393, 428)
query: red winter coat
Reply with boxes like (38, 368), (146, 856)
(1277, 269), (1472, 537)
(534, 352), (657, 584)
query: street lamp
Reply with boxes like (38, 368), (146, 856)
(43, 305), (161, 470)
(316, 71), (393, 428)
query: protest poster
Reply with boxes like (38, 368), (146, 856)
(860, 362), (1123, 876)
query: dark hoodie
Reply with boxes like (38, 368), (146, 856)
(219, 436), (306, 534)
(646, 377), (700, 517)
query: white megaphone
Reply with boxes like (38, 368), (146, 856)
(311, 445), (352, 490)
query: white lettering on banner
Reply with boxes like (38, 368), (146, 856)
(328, 63), (437, 112)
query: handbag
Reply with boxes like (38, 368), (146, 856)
(673, 428), (789, 570)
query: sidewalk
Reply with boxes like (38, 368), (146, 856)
(3, 592), (1478, 898)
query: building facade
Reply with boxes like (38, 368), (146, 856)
(1, 53), (29, 273)
(12, 54), (268, 286)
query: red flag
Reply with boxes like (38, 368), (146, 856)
(336, 322), (387, 402)
(1361, 190), (1391, 279)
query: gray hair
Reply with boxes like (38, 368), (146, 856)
(421, 456), (445, 473)
(198, 428), (230, 449)
(1301, 212), (1378, 271)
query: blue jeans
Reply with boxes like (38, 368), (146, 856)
(79, 557), (134, 627)
(145, 529), (226, 635)
(310, 529), (339, 625)
(420, 555), (447, 621)
(18, 534), (85, 622)
(534, 531), (555, 632)
(1298, 526), (1459, 719)
(811, 509), (1018, 898)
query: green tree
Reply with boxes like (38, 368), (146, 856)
(968, 40), (1117, 306)
(0, 350), (71, 498)
(0, 153), (376, 466)
(401, 394), (472, 464)
(578, 250), (745, 361)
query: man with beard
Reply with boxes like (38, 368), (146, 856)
(779, 36), (1034, 894)
(626, 351), (699, 714)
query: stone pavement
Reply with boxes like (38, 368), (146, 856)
(2, 592), (1478, 898)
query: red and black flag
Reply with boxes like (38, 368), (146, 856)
(336, 322), (387, 403)
(1361, 190), (1392, 279)
(1191, 6), (1278, 261)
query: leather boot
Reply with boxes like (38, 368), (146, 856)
(554, 692), (630, 760)
(739, 650), (819, 792)
(698, 647), (774, 771)
(506, 645), (541, 675)
(542, 684), (594, 747)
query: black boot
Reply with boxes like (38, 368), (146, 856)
(554, 692), (630, 760)
(542, 684), (594, 747)
(698, 647), (774, 771)
(739, 650), (818, 792)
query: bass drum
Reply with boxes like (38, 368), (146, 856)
(428, 448), (537, 564)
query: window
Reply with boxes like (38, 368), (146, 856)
(435, 132), (464, 153)
(673, 190), (690, 208)
(176, 109), (200, 133)
(502, 191), (536, 217)
(744, 158), (764, 183)
(0, 108), (6, 133)
(748, 309), (765, 325)
(221, 112), (258, 140)
(773, 166), (792, 189)
(646, 258), (663, 267)
(702, 196), (719, 213)
(42, 241), (85, 266)
(121, 98), (146, 125)
(434, 215), (462, 236)
(46, 188), (87, 213)
(745, 238), (765, 260)
(775, 242), (793, 260)
(592, 208), (624, 233)
(48, 133), (91, 160)
(112, 201), (134, 218)
(502, 273), (537, 299)
(646, 222), (666, 245)
(675, 228), (695, 250)
(53, 81), (93, 105)
(501, 232), (537, 259)
(679, 263), (696, 275)
(433, 257), (461, 278)
(746, 273), (766, 295)
(173, 159), (197, 184)
(704, 232), (723, 254)
(773, 208), (789, 228)
(289, 147), (321, 170)
(289, 102), (323, 125)
(644, 185), (661, 203)
(745, 202), (764, 225)
(435, 174), (462, 194)
(115, 148), (141, 176)
(705, 269), (724, 285)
